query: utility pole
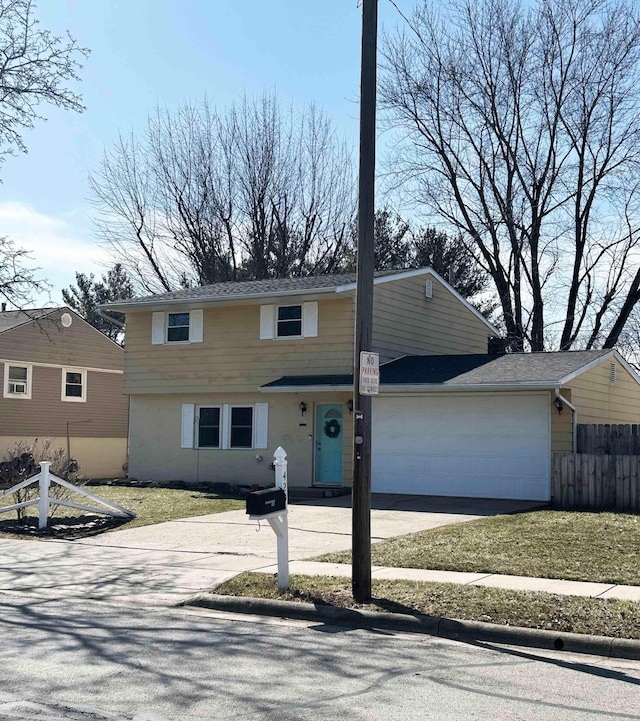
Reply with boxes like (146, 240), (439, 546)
(352, 0), (378, 603)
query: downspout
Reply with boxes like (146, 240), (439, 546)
(97, 308), (126, 328)
(555, 389), (577, 453)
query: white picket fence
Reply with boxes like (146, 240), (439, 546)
(0, 461), (136, 529)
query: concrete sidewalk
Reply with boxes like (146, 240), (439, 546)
(253, 560), (640, 601)
(1, 495), (635, 606)
(0, 497), (534, 606)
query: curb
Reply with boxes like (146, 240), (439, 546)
(180, 593), (640, 661)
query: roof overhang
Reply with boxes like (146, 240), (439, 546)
(260, 381), (558, 394)
(101, 286), (339, 313)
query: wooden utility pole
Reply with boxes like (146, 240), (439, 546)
(352, 0), (378, 603)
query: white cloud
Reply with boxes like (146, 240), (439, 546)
(0, 201), (109, 307)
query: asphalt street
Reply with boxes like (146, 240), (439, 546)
(0, 594), (638, 721)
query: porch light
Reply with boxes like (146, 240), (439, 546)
(554, 397), (563, 413)
(299, 401), (307, 416)
(347, 399), (354, 413)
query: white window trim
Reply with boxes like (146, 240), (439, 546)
(275, 304), (303, 340)
(194, 403), (268, 450)
(3, 362), (32, 400)
(166, 311), (191, 344)
(196, 405), (223, 449)
(261, 301), (318, 340)
(61, 367), (87, 403)
(153, 309), (203, 345)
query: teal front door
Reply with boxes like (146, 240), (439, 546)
(314, 403), (344, 485)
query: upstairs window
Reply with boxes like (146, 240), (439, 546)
(5, 365), (30, 399)
(151, 310), (203, 345)
(167, 312), (190, 343)
(62, 369), (87, 402)
(276, 305), (303, 337)
(260, 302), (318, 340)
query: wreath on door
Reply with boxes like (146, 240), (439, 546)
(324, 419), (341, 438)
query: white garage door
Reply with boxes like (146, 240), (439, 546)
(372, 393), (551, 501)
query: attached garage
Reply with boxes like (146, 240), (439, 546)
(262, 347), (640, 501)
(372, 393), (551, 501)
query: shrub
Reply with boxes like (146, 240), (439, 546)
(0, 439), (80, 524)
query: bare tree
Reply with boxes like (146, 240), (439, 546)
(91, 93), (356, 290)
(0, 236), (47, 307)
(0, 0), (88, 165)
(0, 0), (87, 309)
(382, 0), (640, 351)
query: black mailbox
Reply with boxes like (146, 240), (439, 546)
(246, 487), (286, 516)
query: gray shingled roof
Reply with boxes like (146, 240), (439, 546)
(261, 350), (615, 389)
(0, 307), (59, 334)
(103, 270), (406, 308)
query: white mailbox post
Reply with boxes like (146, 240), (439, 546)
(247, 446), (289, 589)
(272, 446), (289, 588)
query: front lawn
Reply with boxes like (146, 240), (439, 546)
(0, 485), (244, 539)
(316, 510), (640, 586)
(217, 572), (640, 640)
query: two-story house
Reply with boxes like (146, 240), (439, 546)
(105, 267), (640, 502)
(0, 306), (128, 478)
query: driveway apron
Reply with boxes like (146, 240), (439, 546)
(0, 496), (535, 606)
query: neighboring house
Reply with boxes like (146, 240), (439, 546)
(104, 267), (640, 502)
(0, 307), (128, 478)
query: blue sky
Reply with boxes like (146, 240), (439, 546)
(0, 0), (414, 306)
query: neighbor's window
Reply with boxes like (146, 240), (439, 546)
(62, 369), (86, 402)
(167, 312), (190, 342)
(6, 365), (29, 397)
(230, 406), (253, 448)
(198, 407), (221, 448)
(276, 305), (302, 337)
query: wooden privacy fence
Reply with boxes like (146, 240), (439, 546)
(577, 424), (640, 454)
(553, 453), (640, 511)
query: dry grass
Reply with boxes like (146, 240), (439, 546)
(218, 572), (640, 640)
(0, 485), (244, 539)
(316, 510), (640, 586)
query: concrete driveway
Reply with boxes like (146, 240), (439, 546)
(0, 495), (536, 606)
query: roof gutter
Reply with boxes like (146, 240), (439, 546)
(260, 382), (558, 394)
(100, 286), (339, 313)
(97, 308), (125, 329)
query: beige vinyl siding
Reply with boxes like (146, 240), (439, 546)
(564, 360), (640, 424)
(551, 388), (573, 454)
(372, 275), (493, 361)
(0, 309), (123, 370)
(129, 392), (353, 487)
(0, 366), (128, 437)
(124, 297), (354, 395)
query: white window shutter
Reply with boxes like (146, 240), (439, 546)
(152, 312), (165, 345)
(190, 309), (203, 342)
(254, 403), (269, 449)
(260, 305), (275, 339)
(181, 404), (195, 448)
(221, 404), (231, 449)
(302, 301), (318, 337)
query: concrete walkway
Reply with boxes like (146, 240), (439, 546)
(0, 495), (636, 605)
(253, 560), (640, 602)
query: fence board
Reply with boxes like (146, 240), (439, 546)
(553, 453), (640, 512)
(577, 424), (640, 455)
